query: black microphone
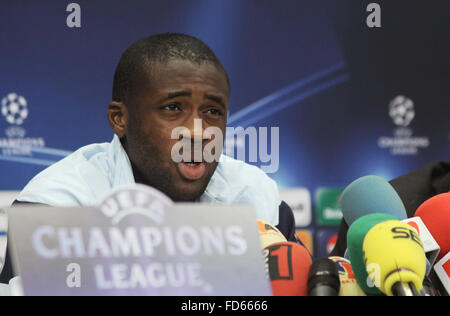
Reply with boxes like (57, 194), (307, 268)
(307, 258), (340, 296)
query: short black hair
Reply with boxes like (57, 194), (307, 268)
(112, 33), (230, 104)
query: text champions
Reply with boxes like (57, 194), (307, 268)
(32, 225), (247, 291)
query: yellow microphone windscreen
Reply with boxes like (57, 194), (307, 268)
(362, 220), (427, 296)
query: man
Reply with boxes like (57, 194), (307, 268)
(0, 33), (299, 283)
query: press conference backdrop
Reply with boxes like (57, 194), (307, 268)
(0, 0), (449, 257)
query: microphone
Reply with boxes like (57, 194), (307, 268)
(347, 238), (431, 276)
(433, 252), (450, 296)
(257, 219), (287, 249)
(307, 258), (340, 296)
(347, 213), (398, 295)
(415, 192), (450, 261)
(329, 256), (366, 296)
(363, 220), (427, 296)
(264, 242), (312, 296)
(340, 175), (407, 226)
(340, 175), (409, 295)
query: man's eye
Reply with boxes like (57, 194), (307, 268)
(206, 108), (223, 116)
(163, 104), (182, 111)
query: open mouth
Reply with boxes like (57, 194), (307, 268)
(177, 161), (206, 181)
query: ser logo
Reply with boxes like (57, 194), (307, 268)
(391, 226), (423, 247)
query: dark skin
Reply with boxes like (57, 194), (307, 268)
(107, 59), (230, 201)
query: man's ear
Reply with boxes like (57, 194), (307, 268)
(107, 101), (128, 138)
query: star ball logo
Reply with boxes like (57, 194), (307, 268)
(377, 95), (429, 156)
(0, 92), (46, 157)
(389, 95), (415, 127)
(1, 93), (28, 125)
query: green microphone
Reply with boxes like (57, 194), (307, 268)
(347, 213), (397, 295)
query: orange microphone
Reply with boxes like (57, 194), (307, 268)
(264, 242), (312, 296)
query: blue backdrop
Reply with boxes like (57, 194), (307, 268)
(1, 0), (449, 255)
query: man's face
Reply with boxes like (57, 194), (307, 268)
(122, 59), (230, 201)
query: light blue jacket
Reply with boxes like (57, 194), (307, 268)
(17, 135), (281, 225)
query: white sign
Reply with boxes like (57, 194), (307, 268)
(280, 188), (312, 227)
(7, 185), (271, 296)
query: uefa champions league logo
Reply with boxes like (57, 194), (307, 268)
(378, 95), (429, 155)
(99, 184), (173, 225)
(389, 95), (415, 127)
(0, 92), (47, 160)
(1, 93), (29, 126)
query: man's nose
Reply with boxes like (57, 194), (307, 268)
(182, 118), (206, 142)
(177, 118), (205, 163)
